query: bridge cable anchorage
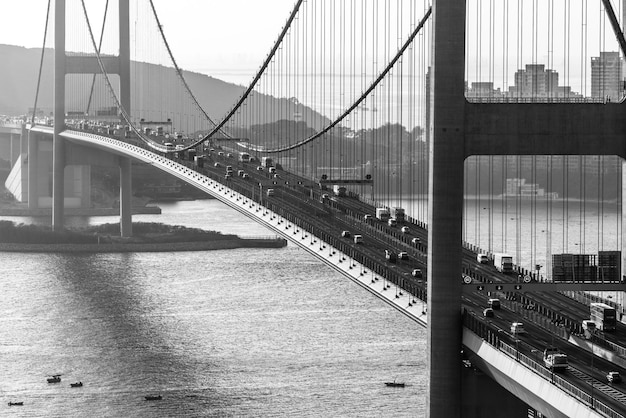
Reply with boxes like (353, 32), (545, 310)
(246, 6), (432, 154)
(31, 0), (52, 125)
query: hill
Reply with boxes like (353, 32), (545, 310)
(0, 44), (326, 128)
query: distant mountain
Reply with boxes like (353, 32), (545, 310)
(0, 44), (327, 129)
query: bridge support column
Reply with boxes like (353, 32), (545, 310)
(427, 1), (466, 417)
(27, 131), (39, 209)
(52, 0), (66, 231)
(119, 157), (132, 237)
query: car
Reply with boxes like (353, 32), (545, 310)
(607, 371), (622, 383)
(385, 250), (397, 263)
(401, 226), (410, 233)
(387, 218), (397, 227)
(242, 173), (250, 179)
(488, 298), (501, 309)
(266, 188), (275, 197)
(411, 269), (423, 278)
(238, 170), (245, 177)
(269, 167), (277, 174)
(218, 151), (224, 156)
(213, 162), (220, 167)
(341, 230), (351, 238)
(411, 237), (421, 246)
(226, 165), (233, 172)
(510, 322), (527, 334)
(364, 214), (373, 222)
(227, 153), (233, 158)
(477, 254), (489, 264)
(353, 234), (363, 244)
(224, 173), (232, 179)
(398, 252), (409, 260)
(483, 308), (494, 317)
(256, 166), (264, 171)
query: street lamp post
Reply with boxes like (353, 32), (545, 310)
(482, 207), (492, 252)
(590, 337), (595, 410)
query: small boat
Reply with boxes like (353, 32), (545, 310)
(384, 380), (406, 388)
(144, 395), (162, 401)
(47, 374), (61, 383)
(70, 382), (83, 387)
(8, 401), (24, 406)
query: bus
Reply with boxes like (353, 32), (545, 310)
(590, 302), (616, 332)
(239, 152), (251, 162)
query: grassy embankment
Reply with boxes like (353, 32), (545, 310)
(0, 221), (238, 244)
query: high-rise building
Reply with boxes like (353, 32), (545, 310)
(509, 64), (560, 98)
(591, 51), (622, 102)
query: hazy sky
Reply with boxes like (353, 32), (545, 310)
(0, 0), (296, 82)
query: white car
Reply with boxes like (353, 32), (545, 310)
(477, 254), (489, 264)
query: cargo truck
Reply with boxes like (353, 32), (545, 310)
(390, 207), (405, 222)
(333, 185), (347, 197)
(261, 157), (273, 168)
(543, 347), (568, 371)
(493, 253), (514, 274)
(376, 207), (390, 221)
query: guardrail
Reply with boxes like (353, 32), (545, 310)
(464, 311), (624, 418)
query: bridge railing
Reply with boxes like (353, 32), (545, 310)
(463, 311), (624, 418)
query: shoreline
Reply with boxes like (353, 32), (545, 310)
(0, 206), (162, 216)
(0, 237), (288, 253)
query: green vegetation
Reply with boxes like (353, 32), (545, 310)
(0, 221), (237, 244)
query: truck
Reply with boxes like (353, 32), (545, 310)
(239, 152), (251, 162)
(390, 207), (405, 222)
(493, 253), (514, 274)
(543, 347), (568, 371)
(376, 207), (390, 222)
(333, 185), (347, 197)
(261, 157), (274, 168)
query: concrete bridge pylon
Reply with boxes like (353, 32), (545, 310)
(53, 0), (132, 236)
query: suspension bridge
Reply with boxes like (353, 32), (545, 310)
(2, 1), (626, 417)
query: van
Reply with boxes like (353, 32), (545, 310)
(269, 167), (276, 174)
(510, 322), (526, 334)
(582, 320), (596, 339)
(488, 298), (501, 310)
(353, 235), (363, 244)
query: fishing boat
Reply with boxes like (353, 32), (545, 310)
(8, 401), (24, 406)
(47, 374), (61, 383)
(384, 379), (406, 388)
(70, 382), (83, 387)
(144, 395), (162, 401)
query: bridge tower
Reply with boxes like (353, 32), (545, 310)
(53, 0), (132, 236)
(427, 2), (466, 417)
